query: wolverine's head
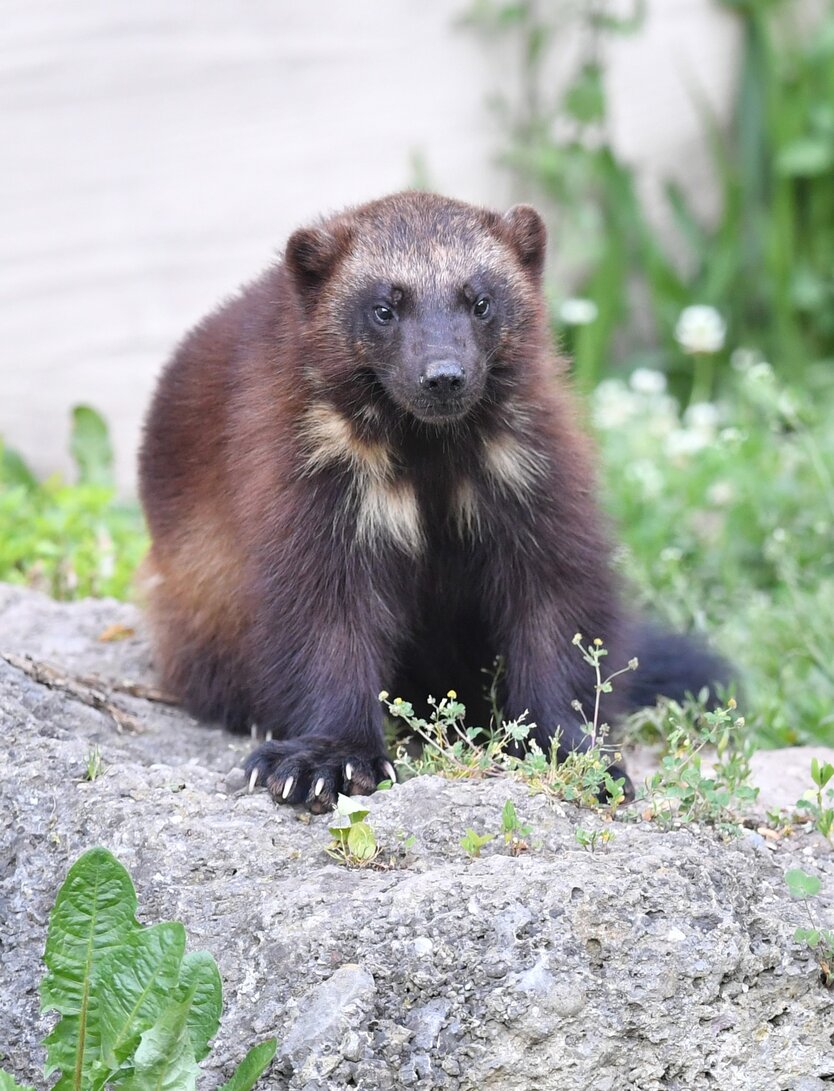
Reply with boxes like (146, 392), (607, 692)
(285, 191), (548, 426)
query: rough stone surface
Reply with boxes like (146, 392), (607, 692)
(1, 585), (833, 1090)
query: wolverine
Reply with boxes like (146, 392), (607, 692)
(139, 191), (728, 812)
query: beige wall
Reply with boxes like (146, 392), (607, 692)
(1, 0), (739, 492)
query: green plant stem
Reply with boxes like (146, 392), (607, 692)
(798, 432), (834, 521)
(689, 352), (715, 406)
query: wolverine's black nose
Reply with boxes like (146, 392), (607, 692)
(420, 360), (466, 396)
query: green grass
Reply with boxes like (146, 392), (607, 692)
(0, 406), (146, 600)
(596, 357), (834, 749)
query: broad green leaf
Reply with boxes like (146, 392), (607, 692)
(328, 820), (351, 842)
(177, 951), (222, 1062)
(97, 923), (186, 1072)
(347, 821), (377, 860)
(0, 1071), (36, 1091)
(115, 996), (199, 1091)
(460, 829), (494, 856)
(70, 405), (114, 488)
(563, 64), (605, 126)
(217, 1040), (277, 1091)
(811, 758), (834, 788)
(41, 848), (140, 1088)
(795, 926), (820, 946)
(335, 794), (370, 820)
(0, 444), (38, 489)
(785, 868), (822, 899)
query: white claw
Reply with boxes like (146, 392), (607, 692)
(248, 768), (259, 793)
(250, 722), (258, 740)
(281, 776), (294, 800)
(314, 777), (325, 797)
(382, 761), (397, 784)
(345, 762), (354, 782)
(265, 729), (273, 741)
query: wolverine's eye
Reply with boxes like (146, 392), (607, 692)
(472, 296), (492, 319)
(372, 304), (395, 325)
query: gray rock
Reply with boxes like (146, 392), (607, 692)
(1, 585), (834, 1090)
(279, 964), (376, 1076)
(406, 997), (451, 1050)
(750, 746), (834, 814)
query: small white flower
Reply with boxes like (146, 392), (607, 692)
(594, 378), (628, 401)
(660, 547), (683, 563)
(591, 379), (639, 430)
(644, 395), (682, 439)
(628, 460), (664, 498)
(730, 347), (761, 372)
(747, 361), (774, 383)
(674, 305), (726, 354)
(719, 427), (744, 447)
(559, 298), (598, 326)
(777, 393), (800, 422)
(683, 401), (721, 433)
(664, 428), (709, 459)
(707, 481), (734, 506)
(629, 368), (667, 395)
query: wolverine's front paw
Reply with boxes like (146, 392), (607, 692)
(243, 737), (396, 814)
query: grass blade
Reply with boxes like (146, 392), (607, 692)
(217, 1040), (278, 1091)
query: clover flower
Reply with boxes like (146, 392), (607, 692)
(730, 347), (761, 372)
(591, 378), (640, 430)
(629, 367), (667, 395)
(627, 459), (664, 499)
(708, 481), (735, 506)
(664, 428), (710, 459)
(674, 305), (726, 354)
(683, 402), (721, 433)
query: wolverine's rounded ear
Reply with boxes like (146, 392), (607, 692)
(503, 204), (546, 278)
(286, 223), (352, 299)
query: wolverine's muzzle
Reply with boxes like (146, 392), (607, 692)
(410, 358), (476, 421)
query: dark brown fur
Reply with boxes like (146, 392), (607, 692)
(139, 191), (724, 811)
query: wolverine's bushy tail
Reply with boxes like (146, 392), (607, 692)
(622, 622), (735, 713)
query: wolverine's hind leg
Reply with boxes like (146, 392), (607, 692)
(137, 548), (254, 734)
(161, 629), (254, 733)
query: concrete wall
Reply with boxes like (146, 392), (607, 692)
(1, 0), (739, 492)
